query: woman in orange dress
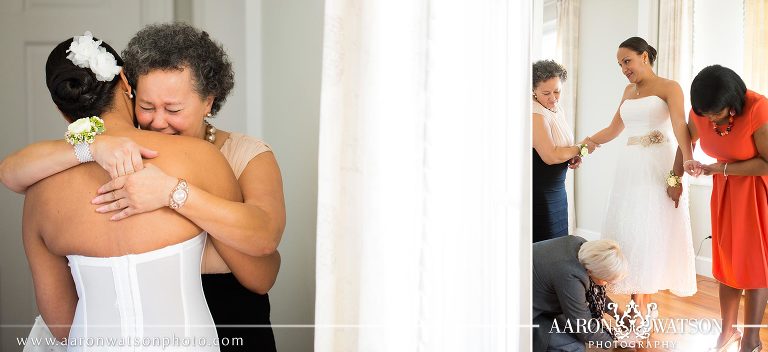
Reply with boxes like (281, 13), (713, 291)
(682, 65), (768, 352)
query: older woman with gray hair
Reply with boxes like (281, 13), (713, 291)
(0, 23), (284, 351)
(532, 60), (594, 243)
(119, 23), (284, 352)
(533, 236), (628, 351)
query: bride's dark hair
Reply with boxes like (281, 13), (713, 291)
(45, 37), (124, 123)
(619, 36), (657, 66)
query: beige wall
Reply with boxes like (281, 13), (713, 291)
(573, 0), (640, 238)
(189, 1), (322, 351)
(261, 0), (323, 351)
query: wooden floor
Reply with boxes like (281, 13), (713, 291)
(587, 275), (768, 352)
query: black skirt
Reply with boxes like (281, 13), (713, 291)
(532, 149), (569, 243)
(202, 273), (277, 352)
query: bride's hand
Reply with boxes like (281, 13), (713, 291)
(666, 184), (682, 208)
(90, 135), (159, 178)
(580, 137), (601, 154)
(683, 159), (703, 177)
(91, 164), (178, 220)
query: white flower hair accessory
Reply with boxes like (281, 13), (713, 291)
(66, 31), (122, 82)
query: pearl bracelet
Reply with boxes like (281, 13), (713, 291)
(73, 142), (94, 163)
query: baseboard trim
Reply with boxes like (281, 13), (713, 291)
(695, 255), (713, 279)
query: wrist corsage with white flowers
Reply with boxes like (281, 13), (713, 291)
(666, 170), (682, 188)
(578, 143), (589, 158)
(65, 116), (105, 163)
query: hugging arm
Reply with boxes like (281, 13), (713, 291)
(95, 151), (286, 258)
(188, 151), (285, 293)
(0, 136), (157, 193)
(91, 142), (285, 293)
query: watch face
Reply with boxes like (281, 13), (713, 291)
(172, 189), (188, 203)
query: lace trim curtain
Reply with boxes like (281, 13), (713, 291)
(744, 0), (768, 95)
(314, 0), (530, 351)
(555, 0), (578, 234)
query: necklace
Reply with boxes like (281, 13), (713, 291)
(204, 121), (217, 143)
(712, 116), (734, 136)
(535, 98), (557, 113)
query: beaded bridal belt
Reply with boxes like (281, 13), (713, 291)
(627, 130), (666, 146)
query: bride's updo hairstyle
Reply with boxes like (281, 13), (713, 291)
(619, 36), (657, 66)
(45, 38), (123, 123)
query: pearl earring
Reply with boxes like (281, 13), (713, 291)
(206, 113), (212, 118)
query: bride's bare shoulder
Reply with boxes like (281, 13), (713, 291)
(132, 131), (241, 201)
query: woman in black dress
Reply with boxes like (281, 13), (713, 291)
(531, 60), (593, 243)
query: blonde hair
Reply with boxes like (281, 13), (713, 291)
(578, 239), (628, 283)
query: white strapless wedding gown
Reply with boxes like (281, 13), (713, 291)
(24, 233), (219, 352)
(601, 96), (697, 296)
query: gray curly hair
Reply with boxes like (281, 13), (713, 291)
(532, 60), (567, 90)
(122, 22), (234, 116)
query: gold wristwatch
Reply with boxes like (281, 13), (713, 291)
(169, 178), (189, 209)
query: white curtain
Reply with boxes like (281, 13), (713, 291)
(656, 0), (692, 83)
(555, 0), (578, 234)
(744, 0), (768, 95)
(315, 0), (531, 351)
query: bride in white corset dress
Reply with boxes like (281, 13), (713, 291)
(21, 34), (241, 351)
(582, 37), (698, 311)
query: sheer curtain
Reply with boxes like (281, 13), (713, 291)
(555, 0), (579, 234)
(744, 0), (768, 95)
(656, 0), (692, 84)
(314, 0), (531, 351)
(656, 0), (706, 166)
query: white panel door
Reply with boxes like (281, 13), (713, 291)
(0, 1), (171, 349)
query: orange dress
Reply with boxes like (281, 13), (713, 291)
(692, 90), (768, 289)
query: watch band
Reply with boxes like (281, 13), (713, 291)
(169, 178), (189, 210)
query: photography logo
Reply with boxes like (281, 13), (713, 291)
(607, 299), (657, 340)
